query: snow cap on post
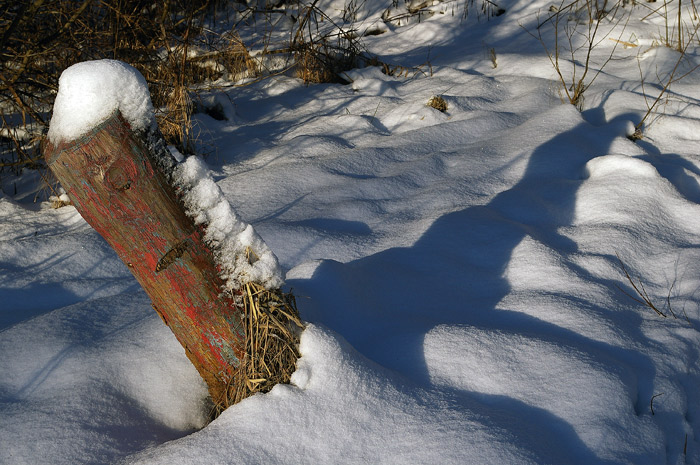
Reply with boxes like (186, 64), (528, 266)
(47, 59), (156, 144)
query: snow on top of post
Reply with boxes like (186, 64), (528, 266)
(47, 60), (156, 144)
(173, 155), (284, 291)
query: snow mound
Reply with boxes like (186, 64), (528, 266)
(173, 155), (284, 290)
(124, 324), (548, 465)
(47, 60), (155, 144)
(584, 154), (659, 180)
(0, 293), (209, 465)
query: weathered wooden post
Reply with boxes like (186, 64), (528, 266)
(43, 60), (300, 410)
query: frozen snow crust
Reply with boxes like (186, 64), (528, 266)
(47, 60), (156, 144)
(5, 0), (700, 464)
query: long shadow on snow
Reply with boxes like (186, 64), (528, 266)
(370, 3), (556, 71)
(638, 150), (700, 205)
(290, 112), (657, 461)
(0, 248), (137, 331)
(0, 292), (199, 463)
(202, 82), (383, 169)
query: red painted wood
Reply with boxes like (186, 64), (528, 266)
(44, 113), (244, 403)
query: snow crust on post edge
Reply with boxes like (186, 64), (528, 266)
(173, 156), (284, 291)
(48, 59), (284, 291)
(47, 60), (156, 144)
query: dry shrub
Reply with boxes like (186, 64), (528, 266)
(528, 0), (631, 110)
(292, 3), (362, 84)
(1, 0), (371, 170)
(0, 0), (256, 169)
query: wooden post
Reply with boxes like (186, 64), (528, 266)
(44, 112), (244, 404)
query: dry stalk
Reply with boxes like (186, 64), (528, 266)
(650, 392), (664, 415)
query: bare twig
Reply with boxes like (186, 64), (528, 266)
(650, 392), (664, 415)
(615, 252), (697, 326)
(616, 252), (673, 318)
(632, 21), (700, 139)
(526, 0), (631, 109)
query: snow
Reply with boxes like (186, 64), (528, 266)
(47, 60), (156, 144)
(125, 324), (554, 465)
(173, 155), (284, 290)
(4, 0), (700, 464)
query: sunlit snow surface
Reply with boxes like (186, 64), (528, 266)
(3, 0), (700, 464)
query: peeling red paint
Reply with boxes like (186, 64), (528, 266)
(44, 113), (245, 401)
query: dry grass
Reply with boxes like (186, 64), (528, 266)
(0, 0), (369, 174)
(427, 95), (448, 112)
(157, 84), (195, 155)
(292, 4), (362, 85)
(210, 32), (259, 82)
(296, 42), (342, 84)
(49, 195), (71, 209)
(295, 44), (359, 84)
(212, 282), (304, 416)
(0, 0), (259, 169)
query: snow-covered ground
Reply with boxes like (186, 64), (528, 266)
(3, 0), (700, 463)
